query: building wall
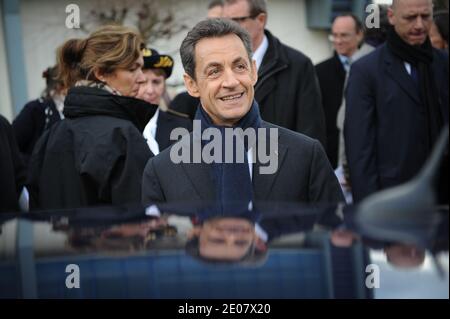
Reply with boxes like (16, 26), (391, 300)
(19, 0), (332, 101)
(0, 3), (14, 121)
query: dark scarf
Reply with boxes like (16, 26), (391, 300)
(387, 27), (444, 151)
(195, 101), (262, 208)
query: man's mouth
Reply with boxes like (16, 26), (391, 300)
(220, 92), (244, 101)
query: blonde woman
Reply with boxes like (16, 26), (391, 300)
(28, 25), (157, 210)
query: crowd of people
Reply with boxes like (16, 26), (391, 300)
(0, 0), (448, 215)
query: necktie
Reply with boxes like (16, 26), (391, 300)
(343, 58), (351, 73)
(410, 65), (419, 87)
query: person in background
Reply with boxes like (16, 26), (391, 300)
(27, 25), (156, 210)
(345, 0), (448, 202)
(316, 14), (364, 169)
(208, 0), (224, 18)
(429, 10), (449, 50)
(137, 48), (192, 155)
(12, 65), (66, 167)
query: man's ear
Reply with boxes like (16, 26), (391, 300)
(183, 73), (201, 98)
(256, 13), (267, 28)
(387, 7), (395, 26)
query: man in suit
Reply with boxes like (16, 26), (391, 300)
(141, 18), (343, 205)
(345, 0), (449, 202)
(221, 0), (326, 146)
(316, 14), (364, 168)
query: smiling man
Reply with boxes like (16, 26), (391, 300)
(141, 19), (343, 205)
(345, 0), (449, 202)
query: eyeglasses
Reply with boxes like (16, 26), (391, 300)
(229, 13), (259, 23)
(328, 33), (357, 42)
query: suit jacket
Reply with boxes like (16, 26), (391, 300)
(344, 44), (449, 202)
(255, 30), (326, 147)
(142, 121), (344, 205)
(155, 109), (193, 151)
(316, 53), (347, 169)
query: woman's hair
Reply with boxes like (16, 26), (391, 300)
(57, 24), (144, 88)
(434, 10), (449, 45)
(41, 65), (64, 99)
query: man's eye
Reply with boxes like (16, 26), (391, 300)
(209, 238), (225, 244)
(208, 69), (220, 76)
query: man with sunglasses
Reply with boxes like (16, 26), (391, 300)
(222, 0), (326, 148)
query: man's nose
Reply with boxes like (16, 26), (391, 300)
(222, 69), (239, 88)
(414, 16), (425, 30)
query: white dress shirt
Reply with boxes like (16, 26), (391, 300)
(143, 108), (160, 155)
(252, 35), (269, 71)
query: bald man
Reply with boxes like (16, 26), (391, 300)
(345, 0), (448, 202)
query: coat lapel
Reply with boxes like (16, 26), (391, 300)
(384, 48), (422, 105)
(253, 122), (288, 200)
(179, 133), (216, 200)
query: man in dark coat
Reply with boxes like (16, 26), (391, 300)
(221, 0), (326, 146)
(0, 115), (26, 213)
(142, 19), (343, 205)
(344, 0), (449, 202)
(316, 14), (364, 168)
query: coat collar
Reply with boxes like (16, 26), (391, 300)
(383, 45), (422, 105)
(64, 86), (158, 133)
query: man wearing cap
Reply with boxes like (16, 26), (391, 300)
(137, 48), (192, 155)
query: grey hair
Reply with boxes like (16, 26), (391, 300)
(180, 18), (253, 79)
(224, 0), (267, 17)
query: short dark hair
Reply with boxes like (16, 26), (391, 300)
(208, 0), (224, 10)
(333, 13), (364, 34)
(180, 18), (253, 79)
(224, 0), (267, 17)
(434, 10), (449, 44)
